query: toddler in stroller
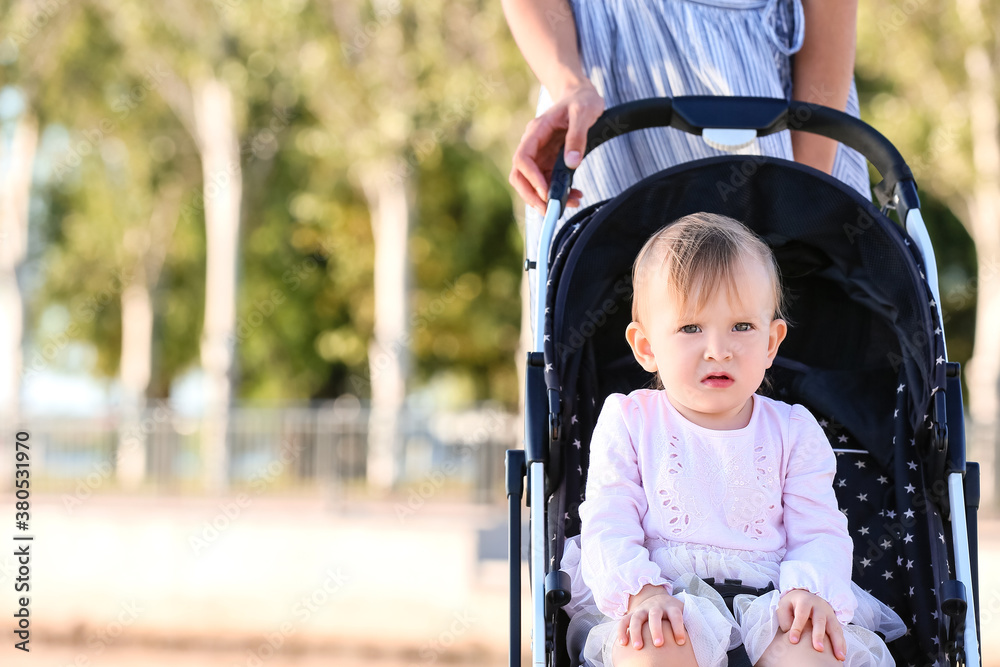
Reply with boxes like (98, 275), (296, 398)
(505, 96), (982, 667)
(565, 212), (904, 667)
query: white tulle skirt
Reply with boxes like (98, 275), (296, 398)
(561, 537), (906, 667)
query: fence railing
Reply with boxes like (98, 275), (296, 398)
(3, 399), (519, 502)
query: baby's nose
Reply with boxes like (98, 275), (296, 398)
(704, 337), (734, 361)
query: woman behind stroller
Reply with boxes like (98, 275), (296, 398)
(502, 0), (866, 213)
(502, 0), (870, 332)
(567, 213), (906, 667)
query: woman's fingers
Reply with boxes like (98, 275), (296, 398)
(562, 89), (604, 169)
(509, 168), (545, 213)
(511, 85), (604, 209)
(511, 128), (552, 204)
(563, 103), (588, 169)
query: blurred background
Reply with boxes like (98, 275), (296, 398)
(0, 0), (998, 665)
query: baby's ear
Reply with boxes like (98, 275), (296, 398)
(626, 322), (658, 372)
(765, 318), (788, 366)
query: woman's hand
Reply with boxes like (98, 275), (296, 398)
(777, 589), (847, 661)
(615, 585), (687, 650)
(510, 80), (605, 213)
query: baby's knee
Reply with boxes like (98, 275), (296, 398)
(611, 620), (698, 667)
(756, 622), (840, 667)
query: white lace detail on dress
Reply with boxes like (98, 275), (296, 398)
(657, 433), (780, 541)
(657, 433), (700, 536)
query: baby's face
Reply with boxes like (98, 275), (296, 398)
(627, 259), (786, 430)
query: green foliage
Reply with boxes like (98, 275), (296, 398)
(411, 143), (523, 406)
(235, 114), (375, 400)
(4, 0), (535, 412)
(855, 1), (980, 393)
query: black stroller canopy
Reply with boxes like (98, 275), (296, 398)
(545, 155), (939, 470)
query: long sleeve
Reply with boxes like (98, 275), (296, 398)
(579, 395), (672, 619)
(778, 405), (858, 623)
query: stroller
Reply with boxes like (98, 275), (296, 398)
(505, 96), (982, 667)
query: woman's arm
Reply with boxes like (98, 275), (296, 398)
(501, 0), (604, 210)
(500, 0), (588, 102)
(790, 0), (859, 175)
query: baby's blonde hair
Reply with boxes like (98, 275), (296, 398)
(631, 212), (785, 324)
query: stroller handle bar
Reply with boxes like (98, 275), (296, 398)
(547, 96), (920, 218)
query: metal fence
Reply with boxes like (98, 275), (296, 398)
(7, 399), (519, 502)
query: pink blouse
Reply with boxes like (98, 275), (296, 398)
(579, 390), (858, 622)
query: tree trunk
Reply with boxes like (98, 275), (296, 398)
(956, 0), (1000, 506)
(116, 185), (182, 489)
(192, 77), (242, 493)
(0, 111), (38, 489)
(117, 275), (153, 488)
(360, 162), (412, 491)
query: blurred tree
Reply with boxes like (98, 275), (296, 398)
(293, 0), (531, 487)
(857, 0), (1000, 502)
(13, 6), (203, 486)
(0, 0), (83, 452)
(7, 0), (535, 492)
(92, 0), (257, 491)
(0, 98), (36, 434)
(412, 143), (523, 407)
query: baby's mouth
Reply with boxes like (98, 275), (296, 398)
(701, 373), (734, 387)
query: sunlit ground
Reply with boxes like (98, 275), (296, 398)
(15, 643), (517, 666)
(0, 495), (995, 667)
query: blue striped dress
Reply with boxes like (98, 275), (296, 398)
(524, 0), (871, 274)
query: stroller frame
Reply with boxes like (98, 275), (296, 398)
(505, 96), (981, 667)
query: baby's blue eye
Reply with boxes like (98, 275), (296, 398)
(733, 322), (753, 332)
(680, 324), (700, 334)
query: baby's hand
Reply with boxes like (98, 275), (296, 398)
(615, 586), (686, 650)
(777, 589), (847, 661)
